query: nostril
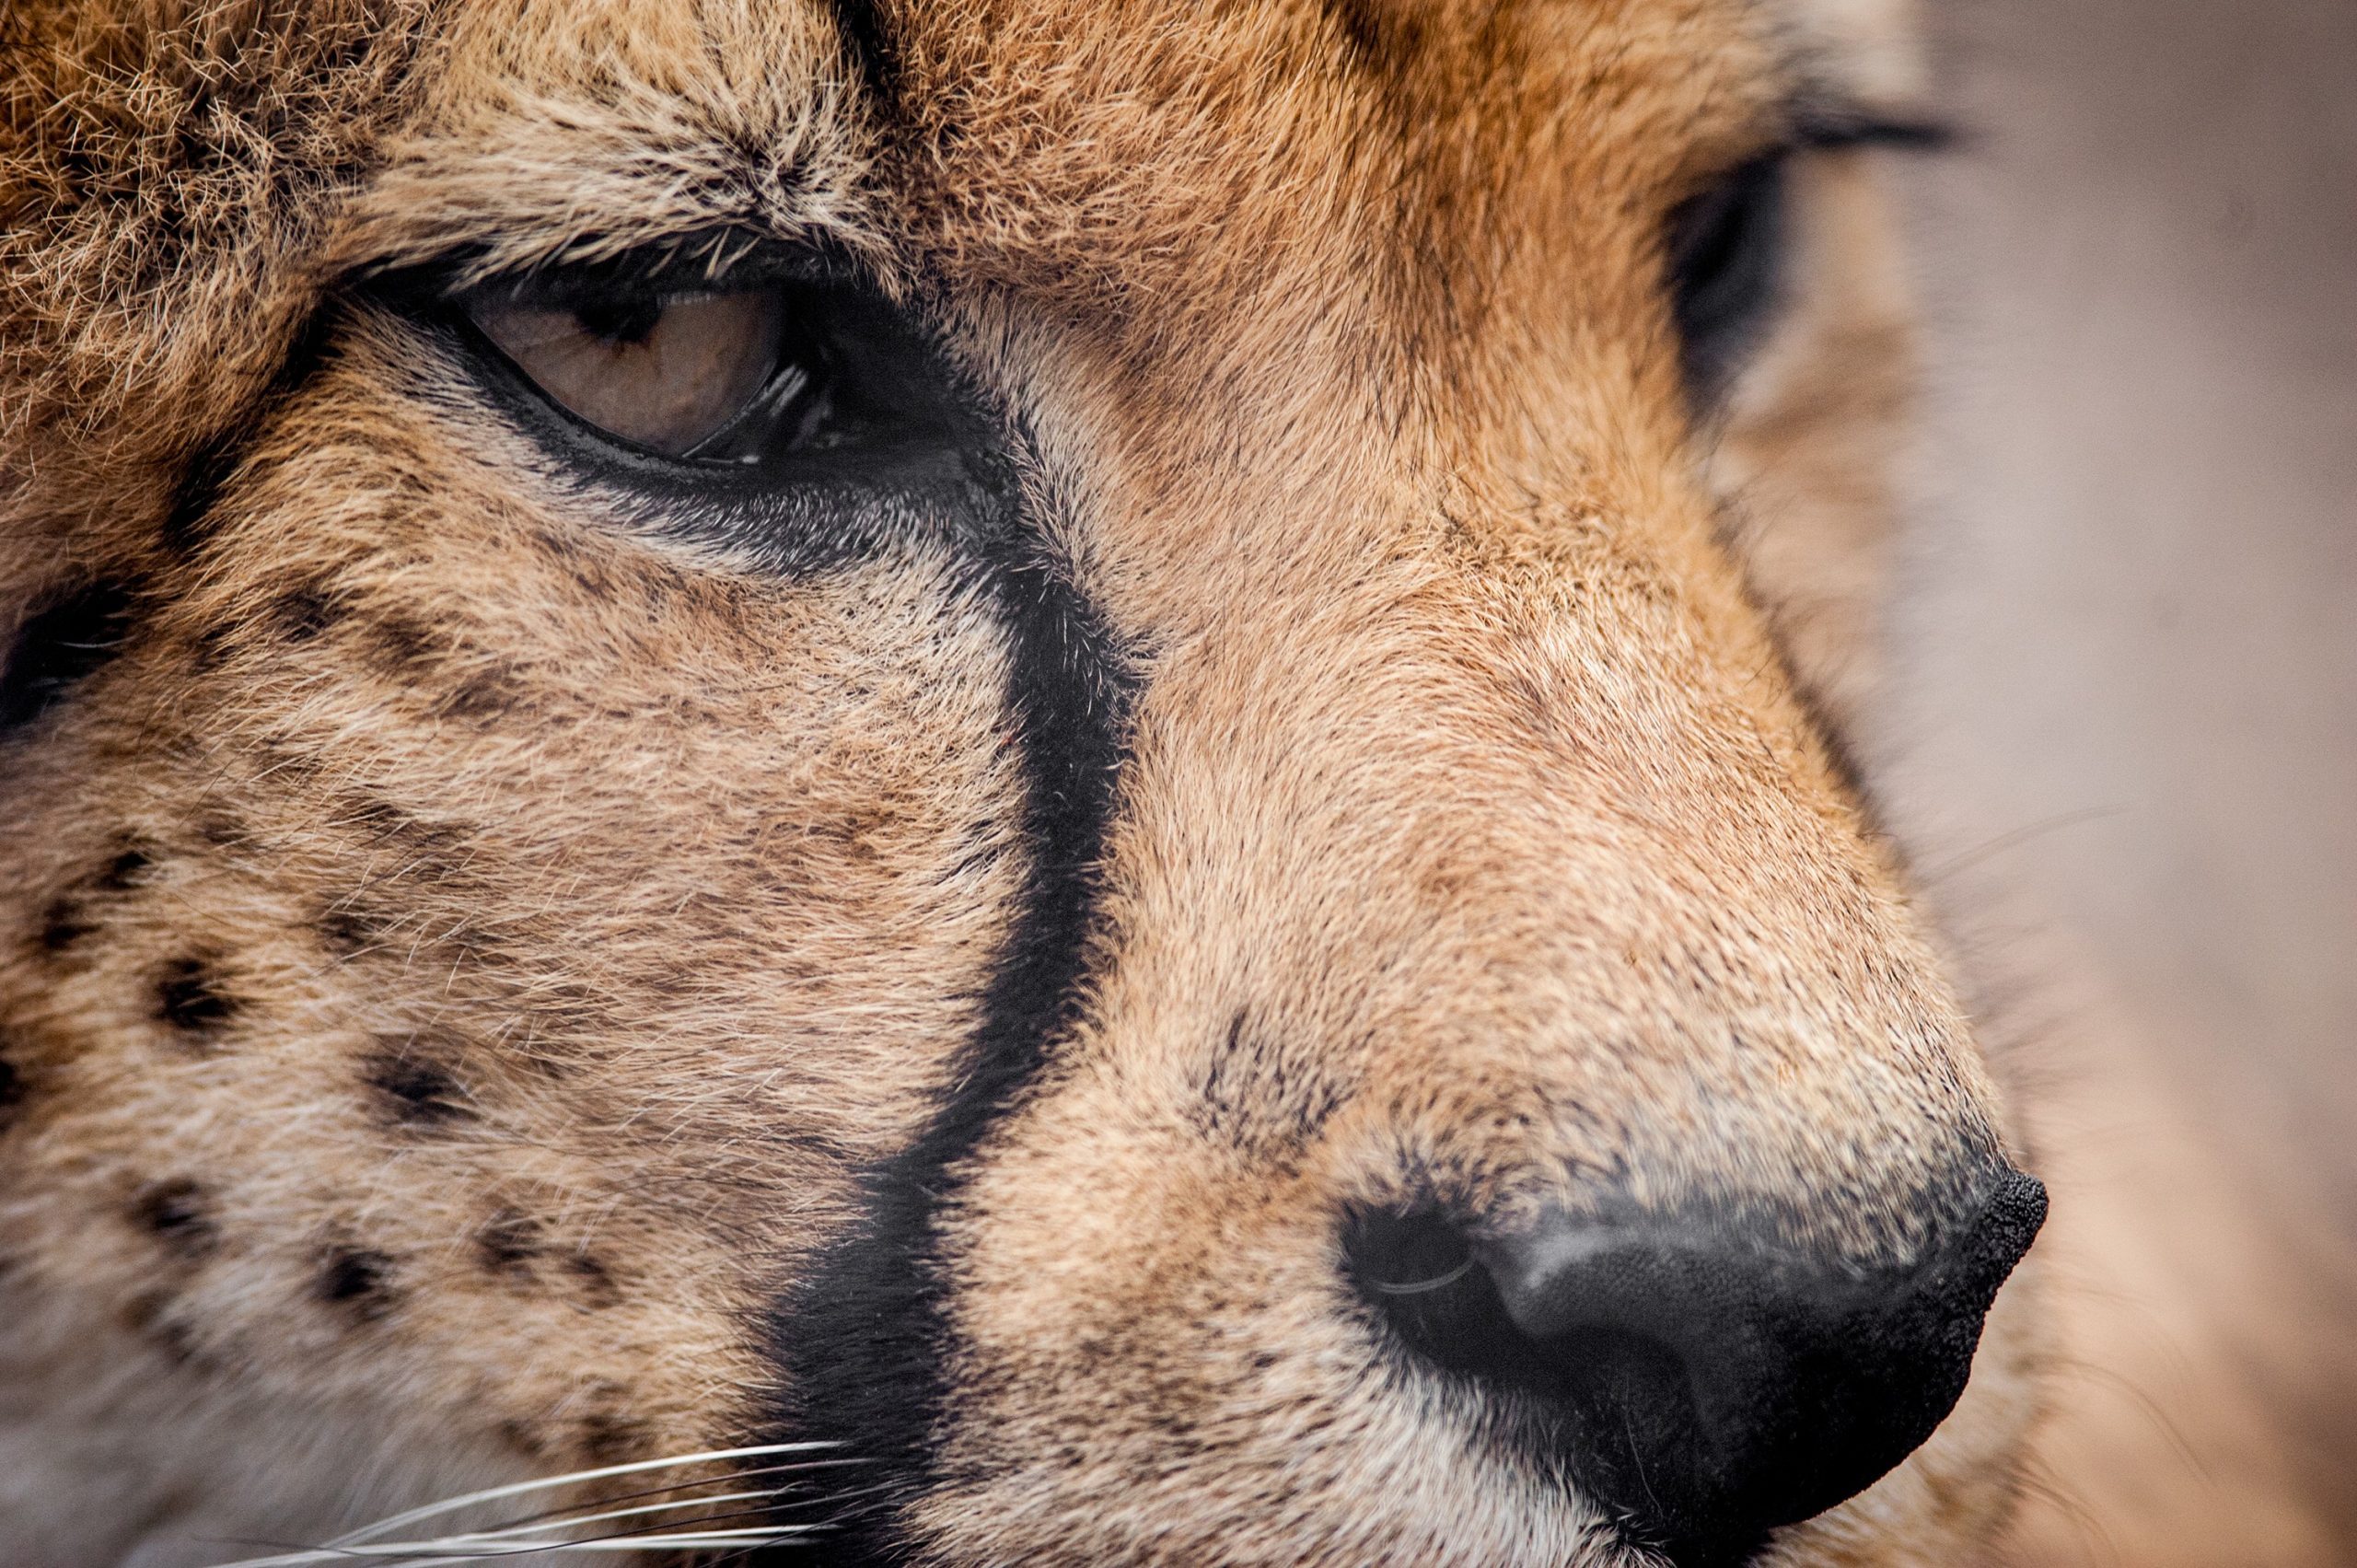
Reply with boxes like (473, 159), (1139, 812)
(1344, 1208), (1478, 1297)
(1343, 1172), (2048, 1568)
(1341, 1208), (1504, 1390)
(1345, 1204), (1725, 1551)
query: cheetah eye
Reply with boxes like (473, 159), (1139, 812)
(401, 244), (990, 556)
(467, 286), (827, 462)
(1665, 150), (1788, 400)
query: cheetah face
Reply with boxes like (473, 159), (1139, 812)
(0, 1), (2046, 1564)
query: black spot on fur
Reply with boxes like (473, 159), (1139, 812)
(145, 1315), (209, 1369)
(317, 1245), (397, 1321)
(329, 796), (478, 893)
(363, 1042), (475, 1127)
(133, 1179), (219, 1260)
(0, 1052), (26, 1132)
(564, 1251), (622, 1309)
(268, 583), (345, 643)
(1327, 0), (1425, 65)
(189, 623), (235, 675)
(162, 439), (243, 561)
(338, 790), (465, 854)
(432, 663), (528, 722)
(318, 900), (390, 956)
(569, 561), (617, 601)
(39, 848), (156, 956)
(116, 1283), (163, 1335)
(120, 1288), (200, 1364)
(156, 957), (238, 1039)
(497, 1418), (549, 1458)
(96, 847), (152, 890)
(363, 613), (436, 674)
(477, 1208), (543, 1275)
(579, 1404), (651, 1464)
(195, 813), (248, 850)
(0, 581), (137, 735)
(38, 896), (95, 954)
(830, 0), (900, 108)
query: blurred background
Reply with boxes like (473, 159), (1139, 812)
(1878, 0), (2355, 1559)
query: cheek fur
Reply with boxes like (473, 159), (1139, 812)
(0, 366), (1037, 1474)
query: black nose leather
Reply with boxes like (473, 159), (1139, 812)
(1347, 1170), (2046, 1567)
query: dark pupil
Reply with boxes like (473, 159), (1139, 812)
(575, 296), (665, 346)
(1666, 152), (1788, 397)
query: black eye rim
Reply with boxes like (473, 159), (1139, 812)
(373, 227), (861, 319)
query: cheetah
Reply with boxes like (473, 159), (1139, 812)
(0, 0), (2201, 1563)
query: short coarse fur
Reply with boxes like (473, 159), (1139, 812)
(0, 1), (2337, 1565)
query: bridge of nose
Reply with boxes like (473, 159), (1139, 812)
(1087, 481), (2004, 1178)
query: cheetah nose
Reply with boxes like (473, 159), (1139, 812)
(1347, 1170), (2045, 1568)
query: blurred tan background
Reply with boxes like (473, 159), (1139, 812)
(1877, 0), (2356, 1558)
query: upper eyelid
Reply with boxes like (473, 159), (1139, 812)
(369, 229), (866, 318)
(470, 286), (757, 327)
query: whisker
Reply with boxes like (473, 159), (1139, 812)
(459, 1458), (872, 1538)
(324, 1443), (840, 1547)
(1914, 806), (2125, 887)
(203, 1522), (821, 1567)
(472, 1488), (781, 1539)
(392, 1496), (816, 1556)
(201, 1443), (845, 1568)
(1362, 1260), (1478, 1295)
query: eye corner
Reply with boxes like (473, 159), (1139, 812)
(354, 254), (478, 325)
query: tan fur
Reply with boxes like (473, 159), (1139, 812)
(0, 1), (2305, 1563)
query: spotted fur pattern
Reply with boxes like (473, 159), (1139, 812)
(0, 0), (2154, 1562)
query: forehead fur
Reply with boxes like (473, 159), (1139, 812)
(0, 0), (1901, 451)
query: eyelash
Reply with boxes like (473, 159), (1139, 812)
(1792, 113), (1956, 154)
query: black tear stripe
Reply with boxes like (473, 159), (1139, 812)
(0, 310), (339, 751)
(0, 581), (139, 738)
(763, 444), (1139, 1562)
(159, 306), (338, 561)
(829, 0), (900, 112)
